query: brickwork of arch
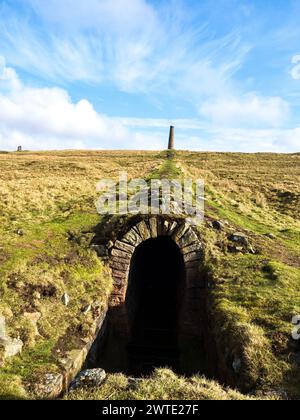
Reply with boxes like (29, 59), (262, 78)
(108, 217), (204, 338)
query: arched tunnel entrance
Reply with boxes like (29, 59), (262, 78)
(126, 236), (185, 375)
(89, 219), (211, 378)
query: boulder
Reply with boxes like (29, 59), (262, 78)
(230, 232), (249, 246)
(128, 377), (143, 389)
(264, 233), (276, 240)
(0, 316), (23, 364)
(0, 336), (23, 359)
(91, 244), (107, 257)
(228, 245), (244, 253)
(33, 291), (41, 300)
(33, 373), (64, 399)
(248, 245), (256, 254)
(62, 293), (70, 307)
(82, 304), (92, 315)
(212, 220), (224, 231)
(0, 315), (6, 338)
(70, 368), (106, 390)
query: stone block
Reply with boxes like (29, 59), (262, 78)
(149, 217), (158, 238)
(184, 250), (202, 263)
(177, 228), (199, 248)
(112, 277), (125, 287)
(162, 220), (170, 235)
(182, 242), (201, 255)
(110, 259), (129, 272)
(167, 221), (178, 236)
(122, 229), (143, 247)
(114, 240), (135, 254)
(156, 218), (163, 235)
(110, 255), (130, 266)
(185, 260), (200, 269)
(112, 268), (128, 278)
(111, 248), (131, 261)
(135, 221), (151, 241)
(172, 223), (189, 242)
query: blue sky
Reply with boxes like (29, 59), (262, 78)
(0, 0), (300, 151)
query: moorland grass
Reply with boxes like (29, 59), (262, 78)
(0, 150), (299, 399)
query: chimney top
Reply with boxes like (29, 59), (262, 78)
(168, 126), (174, 150)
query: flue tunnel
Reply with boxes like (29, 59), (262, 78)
(87, 216), (214, 377)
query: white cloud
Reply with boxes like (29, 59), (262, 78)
(117, 118), (208, 130)
(28, 0), (156, 32)
(207, 127), (300, 153)
(0, 56), (21, 92)
(0, 57), (165, 151)
(291, 55), (300, 80)
(0, 58), (298, 153)
(0, 0), (250, 96)
(199, 94), (290, 128)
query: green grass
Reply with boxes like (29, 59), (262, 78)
(0, 150), (299, 399)
(147, 152), (183, 180)
(65, 368), (269, 400)
(208, 254), (299, 388)
(0, 210), (113, 399)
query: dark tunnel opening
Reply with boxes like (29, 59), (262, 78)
(90, 233), (211, 378)
(125, 236), (185, 375)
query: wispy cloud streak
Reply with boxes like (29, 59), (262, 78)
(0, 0), (251, 98)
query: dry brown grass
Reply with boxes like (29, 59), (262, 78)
(0, 150), (161, 226)
(0, 150), (299, 400)
(65, 368), (271, 400)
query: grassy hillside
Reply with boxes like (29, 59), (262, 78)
(0, 150), (299, 400)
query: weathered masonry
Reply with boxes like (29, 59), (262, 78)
(90, 216), (211, 376)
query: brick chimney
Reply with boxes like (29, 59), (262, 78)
(168, 126), (174, 150)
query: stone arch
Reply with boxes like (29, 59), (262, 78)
(108, 217), (205, 342)
(109, 218), (203, 306)
(89, 215), (209, 375)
